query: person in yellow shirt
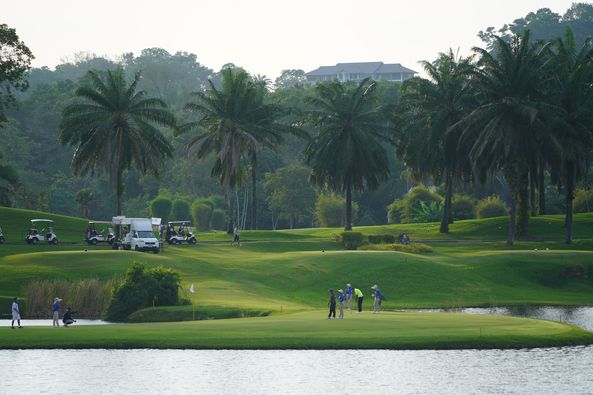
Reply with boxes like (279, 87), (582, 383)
(354, 287), (364, 313)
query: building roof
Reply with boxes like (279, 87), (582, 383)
(306, 62), (417, 76)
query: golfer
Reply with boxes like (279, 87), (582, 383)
(345, 284), (353, 310)
(52, 297), (62, 328)
(371, 284), (384, 313)
(337, 289), (345, 319)
(354, 287), (364, 313)
(11, 297), (22, 329)
(63, 307), (77, 327)
(232, 225), (240, 246)
(327, 289), (336, 319)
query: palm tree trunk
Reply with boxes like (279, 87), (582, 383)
(507, 193), (516, 246)
(116, 171), (123, 216)
(516, 168), (529, 237)
(345, 184), (353, 231)
(227, 191), (234, 234)
(251, 153), (257, 230)
(440, 170), (453, 233)
(538, 160), (546, 215)
(529, 170), (537, 217)
(565, 160), (575, 244)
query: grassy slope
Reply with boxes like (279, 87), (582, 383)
(0, 207), (90, 243)
(2, 311), (592, 350)
(1, 208), (593, 349)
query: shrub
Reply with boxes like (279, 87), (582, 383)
(210, 209), (227, 230)
(124, 196), (149, 217)
(574, 189), (593, 213)
(171, 199), (191, 221)
(476, 196), (508, 218)
(359, 243), (433, 254)
(367, 234), (396, 244)
(207, 195), (228, 210)
(191, 202), (213, 231)
(340, 231), (364, 250)
(452, 195), (476, 220)
(150, 197), (173, 222)
(387, 186), (443, 224)
(105, 262), (181, 322)
(316, 195), (358, 227)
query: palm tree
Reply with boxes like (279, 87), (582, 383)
(548, 29), (593, 244)
(60, 68), (175, 216)
(183, 68), (296, 231)
(457, 31), (553, 244)
(305, 78), (392, 231)
(396, 50), (474, 233)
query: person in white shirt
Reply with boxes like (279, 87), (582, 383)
(11, 297), (22, 329)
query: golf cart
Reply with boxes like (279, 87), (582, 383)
(86, 221), (116, 245)
(25, 219), (58, 245)
(0, 225), (4, 244)
(165, 221), (197, 245)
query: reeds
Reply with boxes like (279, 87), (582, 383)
(23, 278), (118, 319)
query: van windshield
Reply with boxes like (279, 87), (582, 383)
(135, 231), (155, 238)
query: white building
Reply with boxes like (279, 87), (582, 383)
(305, 62), (417, 84)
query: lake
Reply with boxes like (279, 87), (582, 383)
(1, 347), (592, 394)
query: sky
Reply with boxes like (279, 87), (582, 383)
(4, 0), (580, 80)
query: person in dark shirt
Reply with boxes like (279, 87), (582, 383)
(62, 307), (77, 327)
(327, 289), (336, 319)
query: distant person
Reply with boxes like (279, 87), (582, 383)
(232, 225), (240, 246)
(327, 289), (336, 319)
(371, 285), (385, 314)
(337, 289), (345, 320)
(354, 287), (364, 313)
(11, 297), (22, 329)
(62, 307), (77, 327)
(52, 297), (62, 328)
(345, 284), (353, 311)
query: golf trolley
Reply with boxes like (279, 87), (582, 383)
(0, 225), (5, 244)
(25, 219), (58, 245)
(165, 221), (197, 245)
(86, 221), (116, 245)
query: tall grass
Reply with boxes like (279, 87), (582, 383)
(24, 278), (117, 319)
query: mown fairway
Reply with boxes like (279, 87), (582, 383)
(1, 208), (593, 349)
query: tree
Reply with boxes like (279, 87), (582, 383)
(0, 153), (18, 206)
(548, 29), (593, 244)
(0, 24), (34, 124)
(183, 67), (296, 231)
(458, 31), (552, 244)
(274, 69), (306, 89)
(263, 164), (316, 229)
(75, 188), (93, 218)
(304, 78), (392, 231)
(396, 50), (474, 233)
(59, 68), (175, 216)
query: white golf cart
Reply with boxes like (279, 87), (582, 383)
(0, 225), (5, 244)
(165, 221), (197, 245)
(86, 221), (116, 245)
(25, 219), (58, 245)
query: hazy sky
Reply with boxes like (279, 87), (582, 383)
(4, 0), (579, 79)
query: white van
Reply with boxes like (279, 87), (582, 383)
(113, 217), (160, 253)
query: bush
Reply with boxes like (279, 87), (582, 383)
(452, 195), (476, 220)
(476, 196), (508, 218)
(191, 202), (213, 231)
(574, 189), (593, 213)
(316, 195), (358, 228)
(359, 243), (433, 254)
(123, 196), (149, 217)
(210, 209), (227, 230)
(207, 195), (227, 210)
(387, 186), (443, 224)
(150, 197), (173, 222)
(105, 262), (181, 322)
(340, 231), (364, 250)
(367, 234), (396, 244)
(171, 199), (191, 221)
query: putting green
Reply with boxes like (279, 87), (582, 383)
(1, 311), (591, 350)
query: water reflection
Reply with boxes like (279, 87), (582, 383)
(1, 347), (592, 394)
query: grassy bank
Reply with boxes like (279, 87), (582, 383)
(2, 311), (592, 350)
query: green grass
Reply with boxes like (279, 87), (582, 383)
(1, 207), (593, 349)
(2, 311), (592, 350)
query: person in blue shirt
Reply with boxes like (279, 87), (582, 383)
(52, 297), (62, 328)
(345, 284), (353, 311)
(337, 289), (345, 319)
(371, 284), (385, 314)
